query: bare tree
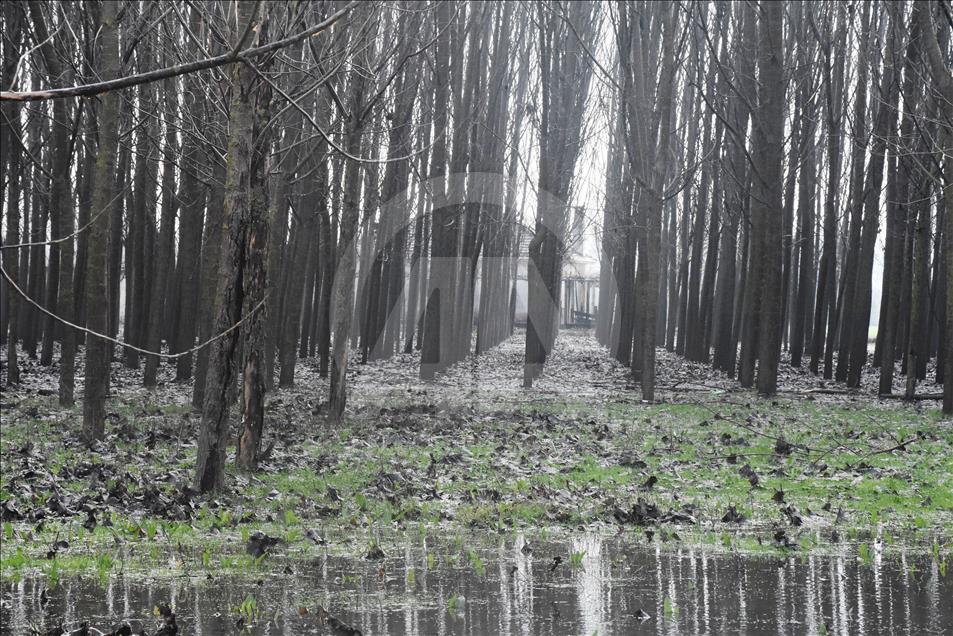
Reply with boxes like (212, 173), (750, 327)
(82, 0), (121, 440)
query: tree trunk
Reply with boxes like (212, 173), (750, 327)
(420, 1), (454, 380)
(125, 79), (156, 369)
(833, 4), (873, 382)
(328, 128), (364, 419)
(192, 162), (226, 411)
(236, 137), (271, 470)
(107, 138), (128, 347)
(912, 0), (953, 411)
(316, 187), (335, 377)
(845, 4), (900, 388)
(194, 0), (262, 491)
(262, 165), (290, 390)
(328, 3), (375, 420)
(811, 4), (846, 376)
(713, 3), (755, 376)
(279, 196), (316, 387)
(82, 0), (120, 441)
(684, 52), (714, 364)
(3, 88), (20, 385)
(790, 116), (816, 367)
(905, 187), (930, 398)
(174, 74), (208, 381)
(144, 89), (179, 387)
(744, 0), (785, 396)
(524, 1), (596, 387)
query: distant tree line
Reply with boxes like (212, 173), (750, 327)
(594, 0), (953, 409)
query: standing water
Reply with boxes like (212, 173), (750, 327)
(2, 532), (949, 635)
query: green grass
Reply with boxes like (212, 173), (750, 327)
(2, 393), (951, 583)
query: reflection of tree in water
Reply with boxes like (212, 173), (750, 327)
(572, 534), (606, 634)
(3, 536), (951, 633)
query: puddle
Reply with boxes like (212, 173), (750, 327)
(2, 533), (950, 635)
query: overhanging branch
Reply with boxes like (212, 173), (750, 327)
(0, 0), (360, 102)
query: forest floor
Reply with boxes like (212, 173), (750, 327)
(0, 329), (951, 636)
(1, 329), (950, 585)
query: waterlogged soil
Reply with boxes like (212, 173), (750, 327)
(2, 531), (951, 635)
(1, 329), (951, 633)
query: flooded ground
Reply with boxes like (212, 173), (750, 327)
(2, 532), (950, 635)
(3, 331), (950, 634)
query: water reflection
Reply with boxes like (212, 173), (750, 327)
(1, 532), (950, 635)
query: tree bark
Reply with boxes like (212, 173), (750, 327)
(195, 0), (262, 491)
(748, 0), (784, 396)
(192, 162), (226, 410)
(328, 3), (376, 420)
(82, 0), (121, 441)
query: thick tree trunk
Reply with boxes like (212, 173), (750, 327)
(2, 2), (23, 376)
(71, 146), (91, 341)
(944, 153), (953, 414)
(194, 0), (261, 491)
(82, 0), (120, 441)
(635, 3), (676, 401)
(236, 155), (271, 470)
(192, 163), (226, 411)
(55, 102), (77, 406)
(751, 0), (785, 397)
